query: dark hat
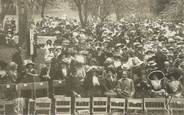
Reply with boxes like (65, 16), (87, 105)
(106, 67), (115, 74)
(24, 60), (35, 68)
(167, 68), (182, 80)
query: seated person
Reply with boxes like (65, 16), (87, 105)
(102, 67), (117, 97)
(165, 69), (183, 98)
(84, 68), (103, 97)
(115, 70), (135, 98)
(20, 60), (38, 83)
(147, 70), (166, 97)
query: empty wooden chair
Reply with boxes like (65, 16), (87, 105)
(34, 82), (49, 98)
(109, 98), (125, 115)
(17, 83), (33, 98)
(0, 98), (23, 115)
(34, 97), (51, 115)
(127, 98), (144, 115)
(92, 97), (108, 115)
(144, 98), (167, 115)
(168, 98), (184, 115)
(55, 96), (71, 115)
(28, 99), (35, 115)
(75, 97), (90, 115)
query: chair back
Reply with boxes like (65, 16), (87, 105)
(34, 97), (51, 115)
(75, 97), (90, 115)
(34, 82), (49, 98)
(0, 100), (5, 115)
(144, 98), (167, 115)
(17, 83), (33, 98)
(92, 97), (108, 115)
(53, 80), (65, 95)
(169, 98), (184, 115)
(55, 96), (71, 115)
(127, 98), (144, 115)
(109, 98), (125, 115)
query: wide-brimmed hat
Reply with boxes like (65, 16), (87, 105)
(113, 53), (122, 59)
(74, 55), (86, 64)
(24, 60), (35, 67)
(7, 62), (17, 70)
(167, 68), (182, 80)
(147, 70), (165, 81)
(106, 66), (115, 74)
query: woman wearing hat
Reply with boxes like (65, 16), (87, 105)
(147, 70), (166, 97)
(83, 68), (103, 97)
(165, 68), (183, 97)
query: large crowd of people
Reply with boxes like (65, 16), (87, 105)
(0, 17), (16, 46)
(1, 16), (184, 100)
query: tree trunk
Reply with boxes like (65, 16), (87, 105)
(0, 0), (7, 25)
(78, 6), (85, 27)
(73, 0), (86, 28)
(41, 0), (47, 18)
(83, 0), (88, 26)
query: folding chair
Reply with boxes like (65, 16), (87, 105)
(17, 83), (33, 98)
(109, 98), (126, 115)
(0, 100), (5, 115)
(0, 84), (5, 99)
(0, 99), (23, 115)
(55, 96), (71, 115)
(92, 97), (108, 115)
(34, 82), (49, 98)
(34, 97), (51, 115)
(168, 98), (184, 115)
(144, 98), (167, 115)
(28, 99), (35, 115)
(127, 98), (144, 115)
(75, 97), (90, 115)
(53, 80), (65, 96)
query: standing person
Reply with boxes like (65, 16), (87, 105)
(115, 70), (135, 98)
(12, 46), (23, 79)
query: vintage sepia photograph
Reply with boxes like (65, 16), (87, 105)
(0, 0), (184, 115)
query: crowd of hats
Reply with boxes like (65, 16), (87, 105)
(0, 17), (16, 46)
(36, 17), (184, 72)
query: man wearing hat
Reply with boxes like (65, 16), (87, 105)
(20, 60), (38, 83)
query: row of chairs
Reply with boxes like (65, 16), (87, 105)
(0, 80), (66, 98)
(26, 96), (184, 115)
(0, 97), (184, 115)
